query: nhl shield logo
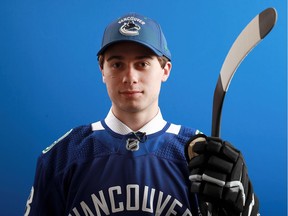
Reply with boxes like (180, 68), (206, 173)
(126, 138), (140, 151)
(119, 21), (141, 36)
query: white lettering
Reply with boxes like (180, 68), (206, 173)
(80, 201), (95, 216)
(166, 199), (183, 216)
(118, 16), (145, 25)
(24, 187), (34, 216)
(126, 184), (139, 210)
(109, 186), (124, 213)
(182, 208), (193, 216)
(91, 191), (110, 215)
(155, 192), (171, 216)
(142, 186), (155, 213)
(70, 184), (191, 215)
(72, 207), (81, 216)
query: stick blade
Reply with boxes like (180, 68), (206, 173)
(259, 8), (277, 39)
(211, 8), (277, 137)
(219, 7), (277, 93)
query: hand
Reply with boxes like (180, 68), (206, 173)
(186, 134), (259, 216)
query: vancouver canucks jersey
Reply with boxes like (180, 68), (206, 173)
(25, 111), (201, 216)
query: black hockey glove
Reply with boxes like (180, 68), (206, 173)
(185, 134), (259, 216)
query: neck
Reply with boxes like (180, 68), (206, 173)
(111, 106), (159, 131)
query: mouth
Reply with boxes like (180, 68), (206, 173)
(119, 90), (144, 97)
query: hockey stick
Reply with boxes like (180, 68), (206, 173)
(210, 7), (277, 216)
(186, 8), (277, 216)
(212, 7), (277, 137)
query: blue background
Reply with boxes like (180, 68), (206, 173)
(1, 0), (287, 215)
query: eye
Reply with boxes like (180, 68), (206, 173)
(111, 62), (122, 69)
(137, 61), (150, 69)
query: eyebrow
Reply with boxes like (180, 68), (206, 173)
(106, 55), (154, 62)
(106, 56), (123, 62)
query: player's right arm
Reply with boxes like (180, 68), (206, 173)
(24, 156), (65, 216)
(24, 129), (75, 215)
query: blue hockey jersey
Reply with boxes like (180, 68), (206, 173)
(24, 111), (202, 216)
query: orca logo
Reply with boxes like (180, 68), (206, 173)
(126, 138), (140, 151)
(42, 129), (73, 154)
(119, 21), (141, 36)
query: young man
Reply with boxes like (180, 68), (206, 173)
(25, 13), (259, 216)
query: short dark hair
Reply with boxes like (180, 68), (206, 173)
(98, 54), (170, 69)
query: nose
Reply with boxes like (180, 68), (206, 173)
(122, 65), (138, 85)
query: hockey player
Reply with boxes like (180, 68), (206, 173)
(24, 13), (259, 216)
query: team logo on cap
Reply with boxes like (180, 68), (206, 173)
(119, 21), (141, 36)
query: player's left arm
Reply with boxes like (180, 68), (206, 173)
(186, 134), (259, 216)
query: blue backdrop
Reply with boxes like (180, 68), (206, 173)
(1, 0), (287, 215)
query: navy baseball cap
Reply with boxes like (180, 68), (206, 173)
(97, 13), (171, 60)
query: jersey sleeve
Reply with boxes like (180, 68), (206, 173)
(24, 156), (65, 216)
(24, 128), (75, 215)
(24, 126), (92, 215)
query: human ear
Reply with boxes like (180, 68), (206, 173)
(99, 65), (106, 83)
(162, 61), (172, 82)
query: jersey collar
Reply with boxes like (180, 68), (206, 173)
(104, 108), (167, 135)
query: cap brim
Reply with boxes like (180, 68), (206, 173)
(97, 39), (167, 59)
